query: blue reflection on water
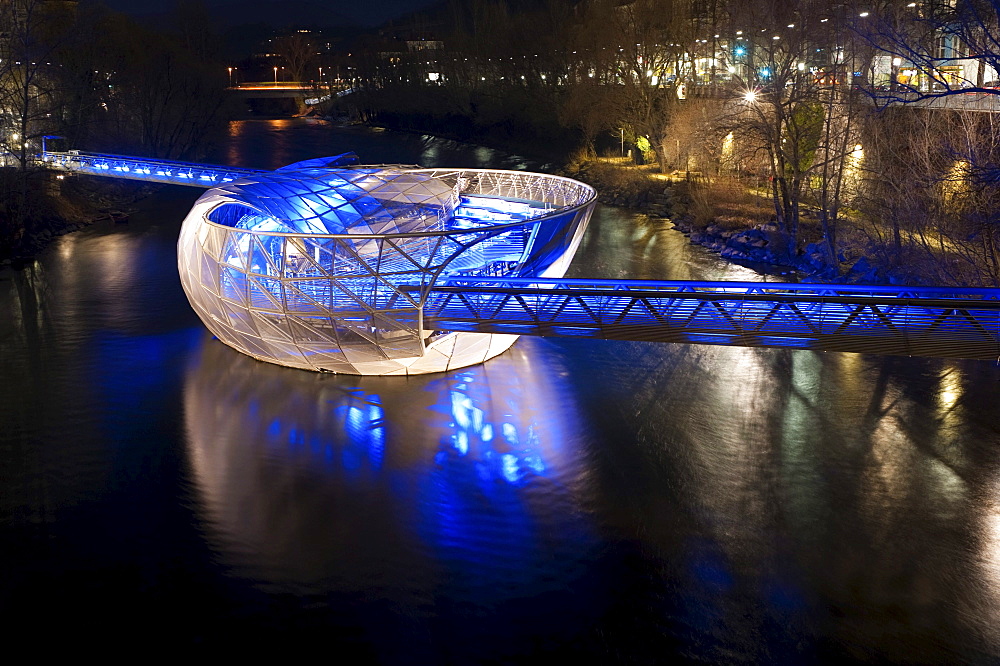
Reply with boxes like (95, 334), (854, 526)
(184, 342), (594, 594)
(401, 356), (601, 620)
(438, 372), (547, 486)
(182, 339), (604, 659)
(254, 386), (386, 475)
(335, 390), (385, 472)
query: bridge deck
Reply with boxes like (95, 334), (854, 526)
(410, 277), (1000, 360)
(40, 151), (264, 188)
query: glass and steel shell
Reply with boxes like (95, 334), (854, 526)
(177, 163), (597, 375)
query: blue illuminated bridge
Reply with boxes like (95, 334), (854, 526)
(40, 150), (1000, 374)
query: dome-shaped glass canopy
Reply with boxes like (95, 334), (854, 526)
(205, 168), (458, 236)
(177, 159), (597, 375)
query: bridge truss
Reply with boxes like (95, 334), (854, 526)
(410, 277), (1000, 360)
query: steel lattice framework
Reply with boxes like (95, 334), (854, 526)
(413, 277), (1000, 360)
(173, 166), (595, 375)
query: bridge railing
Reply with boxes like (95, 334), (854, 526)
(408, 277), (1000, 360)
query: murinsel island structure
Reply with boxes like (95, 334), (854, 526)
(175, 155), (597, 375)
(41, 150), (1000, 374)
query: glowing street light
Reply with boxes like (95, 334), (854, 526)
(228, 66), (233, 86)
(273, 66), (278, 86)
(743, 90), (757, 102)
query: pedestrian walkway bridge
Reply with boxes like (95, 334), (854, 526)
(410, 277), (1000, 360)
(40, 150), (1000, 362)
(39, 150), (265, 187)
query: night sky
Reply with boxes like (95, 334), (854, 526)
(86, 0), (440, 27)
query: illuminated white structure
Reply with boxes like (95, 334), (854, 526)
(177, 156), (596, 375)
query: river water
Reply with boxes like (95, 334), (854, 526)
(3, 120), (1000, 661)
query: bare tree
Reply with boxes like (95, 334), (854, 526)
(273, 32), (316, 84)
(85, 10), (230, 160)
(0, 0), (75, 253)
(723, 0), (872, 267)
(861, 0), (1000, 98)
(587, 0), (697, 171)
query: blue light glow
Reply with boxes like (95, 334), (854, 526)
(686, 333), (738, 345)
(756, 336), (814, 348)
(334, 392), (386, 472)
(63, 150), (992, 364)
(441, 380), (546, 486)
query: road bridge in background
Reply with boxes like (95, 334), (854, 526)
(226, 82), (314, 99)
(225, 83), (352, 103)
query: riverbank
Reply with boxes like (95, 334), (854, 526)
(0, 175), (150, 267)
(6, 121), (980, 287)
(561, 157), (969, 286)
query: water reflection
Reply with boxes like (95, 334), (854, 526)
(183, 339), (598, 606)
(6, 120), (1000, 659)
(567, 205), (775, 282)
(216, 119), (548, 172)
(545, 335), (1000, 661)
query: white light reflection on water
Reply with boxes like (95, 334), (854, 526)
(981, 507), (1000, 615)
(183, 339), (599, 611)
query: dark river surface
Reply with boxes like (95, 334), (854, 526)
(3, 119), (1000, 662)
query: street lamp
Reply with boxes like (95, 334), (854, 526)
(228, 66), (233, 87)
(273, 66), (278, 86)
